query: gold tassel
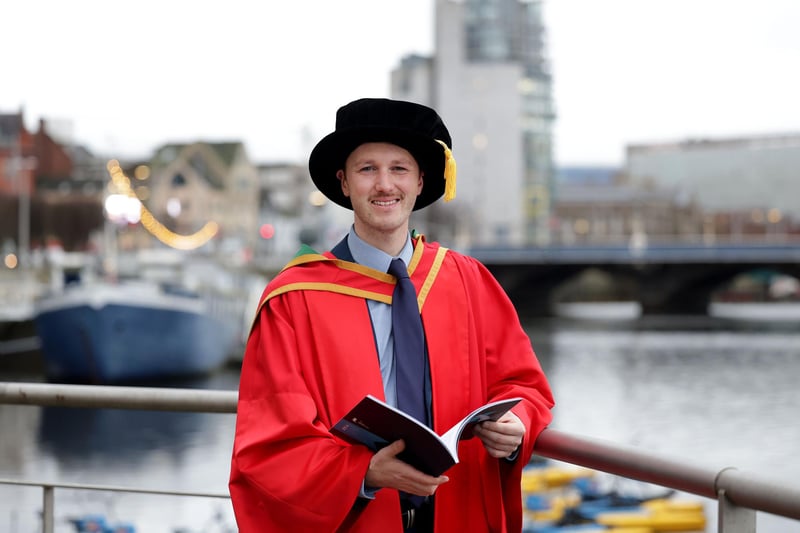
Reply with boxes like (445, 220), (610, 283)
(435, 140), (457, 202)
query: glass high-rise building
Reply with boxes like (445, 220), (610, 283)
(392, 0), (555, 246)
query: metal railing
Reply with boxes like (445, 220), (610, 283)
(1, 381), (799, 532)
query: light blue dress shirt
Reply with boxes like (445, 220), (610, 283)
(347, 227), (414, 408)
(346, 228), (415, 499)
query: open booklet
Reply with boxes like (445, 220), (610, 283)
(330, 394), (522, 476)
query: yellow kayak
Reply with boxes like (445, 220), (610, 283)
(641, 499), (705, 513)
(522, 465), (595, 492)
(596, 510), (706, 531)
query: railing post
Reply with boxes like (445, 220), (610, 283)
(718, 488), (756, 533)
(42, 484), (54, 533)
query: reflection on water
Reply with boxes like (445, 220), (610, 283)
(0, 308), (799, 532)
(0, 373), (240, 533)
(526, 309), (800, 533)
(38, 407), (211, 467)
(0, 405), (40, 477)
(540, 326), (800, 466)
(35, 363), (241, 470)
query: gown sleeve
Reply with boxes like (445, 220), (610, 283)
(229, 293), (375, 531)
(472, 257), (554, 444)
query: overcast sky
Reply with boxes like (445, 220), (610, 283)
(3, 0), (799, 166)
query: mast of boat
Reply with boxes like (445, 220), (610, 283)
(12, 134), (35, 283)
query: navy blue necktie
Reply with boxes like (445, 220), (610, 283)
(388, 258), (428, 427)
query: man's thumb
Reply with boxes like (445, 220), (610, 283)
(383, 439), (406, 457)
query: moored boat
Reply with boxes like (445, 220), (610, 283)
(33, 279), (237, 383)
(0, 274), (44, 372)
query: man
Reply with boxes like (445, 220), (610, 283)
(230, 98), (554, 532)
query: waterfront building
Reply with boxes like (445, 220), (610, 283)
(625, 133), (800, 237)
(553, 171), (703, 245)
(253, 162), (349, 266)
(391, 0), (556, 247)
(144, 142), (260, 258)
(0, 110), (106, 254)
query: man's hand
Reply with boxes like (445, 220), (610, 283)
(473, 411), (525, 459)
(364, 440), (449, 496)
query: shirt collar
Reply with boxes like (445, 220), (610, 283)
(347, 226), (414, 272)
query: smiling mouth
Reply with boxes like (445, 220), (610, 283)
(372, 199), (400, 207)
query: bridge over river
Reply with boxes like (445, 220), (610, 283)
(466, 238), (800, 316)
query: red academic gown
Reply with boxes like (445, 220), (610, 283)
(230, 235), (554, 532)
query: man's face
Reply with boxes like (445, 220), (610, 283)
(338, 142), (423, 240)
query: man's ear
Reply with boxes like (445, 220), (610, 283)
(337, 170), (349, 197)
(417, 171), (424, 195)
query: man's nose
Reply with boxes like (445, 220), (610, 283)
(375, 168), (392, 189)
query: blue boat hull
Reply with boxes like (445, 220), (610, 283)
(34, 287), (235, 383)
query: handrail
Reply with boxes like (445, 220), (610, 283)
(0, 381), (236, 412)
(2, 381), (800, 527)
(534, 428), (800, 520)
(0, 478), (229, 499)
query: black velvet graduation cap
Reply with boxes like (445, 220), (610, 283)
(308, 98), (456, 211)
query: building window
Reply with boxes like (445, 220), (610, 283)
(172, 173), (187, 187)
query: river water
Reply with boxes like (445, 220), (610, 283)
(1, 306), (799, 532)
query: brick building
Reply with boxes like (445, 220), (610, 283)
(0, 110), (103, 252)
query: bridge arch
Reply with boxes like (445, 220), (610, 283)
(470, 242), (800, 316)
